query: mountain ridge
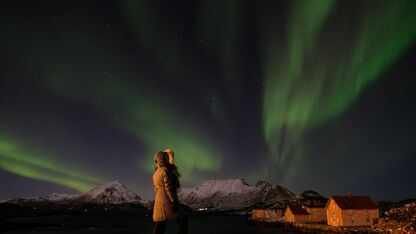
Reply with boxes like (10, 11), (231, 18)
(0, 179), (309, 213)
(178, 178), (297, 211)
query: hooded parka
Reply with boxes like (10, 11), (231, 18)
(152, 152), (178, 221)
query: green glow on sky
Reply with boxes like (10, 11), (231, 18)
(63, 77), (222, 182)
(1, 0), (415, 195)
(127, 108), (221, 178)
(262, 0), (335, 165)
(0, 138), (103, 192)
(37, 34), (222, 183)
(262, 0), (416, 183)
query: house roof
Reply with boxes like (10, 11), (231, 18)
(287, 205), (309, 215)
(304, 204), (326, 208)
(330, 196), (378, 210)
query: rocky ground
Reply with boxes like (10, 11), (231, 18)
(371, 201), (416, 234)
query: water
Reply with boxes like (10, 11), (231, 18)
(2, 215), (300, 234)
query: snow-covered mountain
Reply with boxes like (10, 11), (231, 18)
(0, 181), (149, 218)
(0, 181), (143, 205)
(73, 181), (142, 204)
(178, 179), (296, 211)
(0, 179), (300, 214)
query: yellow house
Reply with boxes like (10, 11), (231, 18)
(304, 204), (326, 223)
(326, 195), (379, 227)
(284, 205), (309, 223)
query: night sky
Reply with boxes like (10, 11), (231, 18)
(1, 0), (415, 201)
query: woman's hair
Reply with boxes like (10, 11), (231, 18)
(169, 164), (181, 178)
(154, 151), (168, 162)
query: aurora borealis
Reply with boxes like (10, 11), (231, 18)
(1, 0), (415, 200)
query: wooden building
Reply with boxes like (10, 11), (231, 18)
(285, 205), (309, 223)
(326, 195), (379, 227)
(251, 208), (283, 222)
(304, 204), (326, 223)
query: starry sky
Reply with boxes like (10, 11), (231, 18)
(1, 0), (415, 201)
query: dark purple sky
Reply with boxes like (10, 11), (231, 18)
(1, 0), (415, 200)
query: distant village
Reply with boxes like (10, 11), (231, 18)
(251, 194), (381, 232)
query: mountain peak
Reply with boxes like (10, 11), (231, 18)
(102, 180), (124, 187)
(255, 180), (272, 187)
(74, 181), (142, 204)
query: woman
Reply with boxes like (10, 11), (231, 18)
(152, 151), (177, 234)
(152, 151), (188, 234)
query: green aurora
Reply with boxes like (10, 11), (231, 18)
(1, 4), (222, 186)
(0, 0), (415, 197)
(41, 42), (222, 183)
(41, 30), (222, 183)
(262, 0), (416, 183)
(0, 137), (103, 192)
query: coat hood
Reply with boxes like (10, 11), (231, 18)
(154, 151), (168, 168)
